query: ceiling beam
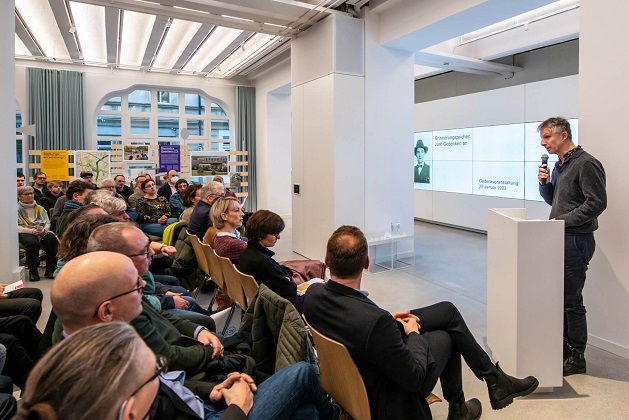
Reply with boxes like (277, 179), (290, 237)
(105, 7), (119, 65)
(49, 0), (81, 60)
(142, 16), (169, 68)
(201, 31), (253, 74)
(14, 9), (45, 58)
(171, 23), (216, 72)
(414, 51), (522, 78)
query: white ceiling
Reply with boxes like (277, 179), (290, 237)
(14, 0), (580, 81)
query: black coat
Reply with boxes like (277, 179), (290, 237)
(238, 241), (297, 302)
(303, 280), (433, 419)
(157, 183), (174, 200)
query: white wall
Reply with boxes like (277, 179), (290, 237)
(414, 75), (578, 231)
(579, 0), (629, 358)
(15, 60), (237, 150)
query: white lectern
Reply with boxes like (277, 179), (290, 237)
(487, 208), (564, 391)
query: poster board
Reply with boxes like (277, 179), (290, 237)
(74, 150), (110, 184)
(41, 150), (69, 181)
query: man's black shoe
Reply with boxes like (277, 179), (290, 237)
(485, 362), (539, 410)
(29, 269), (40, 282)
(447, 398), (482, 420)
(563, 353), (586, 376)
(44, 267), (55, 279)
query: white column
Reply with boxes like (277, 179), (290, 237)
(0, 1), (22, 281)
(578, 0), (629, 358)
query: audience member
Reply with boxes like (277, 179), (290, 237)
(51, 180), (83, 224)
(16, 172), (25, 188)
(157, 169), (179, 200)
(180, 183), (202, 223)
(114, 174), (134, 200)
(169, 179), (189, 219)
(136, 179), (178, 238)
(87, 223), (213, 329)
(0, 315), (42, 391)
(127, 174), (148, 208)
(210, 197), (246, 264)
(17, 186), (58, 281)
(187, 181), (224, 238)
(90, 193), (131, 222)
(31, 172), (47, 205)
(52, 252), (223, 376)
(0, 284), (43, 324)
(54, 180), (93, 238)
(79, 170), (97, 189)
(18, 322), (337, 420)
(40, 180), (63, 212)
(213, 175), (237, 198)
(304, 225), (539, 419)
(98, 179), (138, 221)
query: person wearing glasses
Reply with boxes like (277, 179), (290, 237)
(188, 181), (225, 238)
(19, 322), (339, 420)
(17, 186), (59, 282)
(31, 172), (47, 205)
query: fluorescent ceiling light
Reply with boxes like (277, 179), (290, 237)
(70, 1), (107, 63)
(15, 33), (31, 56)
(211, 33), (278, 77)
(182, 26), (243, 73)
(154, 19), (202, 69)
(120, 10), (156, 67)
(16, 0), (70, 59)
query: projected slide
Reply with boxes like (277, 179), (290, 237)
(414, 119), (578, 201)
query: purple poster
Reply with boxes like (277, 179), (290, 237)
(159, 145), (180, 173)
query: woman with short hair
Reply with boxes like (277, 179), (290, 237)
(135, 179), (178, 237)
(169, 178), (190, 219)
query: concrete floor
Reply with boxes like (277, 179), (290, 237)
(28, 220), (629, 419)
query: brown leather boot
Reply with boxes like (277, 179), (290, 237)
(215, 290), (233, 311)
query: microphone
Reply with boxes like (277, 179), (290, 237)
(541, 154), (549, 185)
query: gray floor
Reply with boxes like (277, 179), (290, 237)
(27, 220), (629, 419)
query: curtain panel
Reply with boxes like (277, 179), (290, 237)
(26, 67), (86, 151)
(235, 86), (257, 212)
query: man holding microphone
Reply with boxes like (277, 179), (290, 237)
(537, 117), (607, 376)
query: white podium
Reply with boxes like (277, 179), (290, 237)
(487, 208), (564, 391)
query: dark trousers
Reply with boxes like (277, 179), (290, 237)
(411, 302), (495, 403)
(19, 232), (58, 270)
(0, 315), (43, 390)
(0, 288), (43, 324)
(564, 233), (595, 354)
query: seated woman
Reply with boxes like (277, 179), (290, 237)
(135, 179), (178, 238)
(169, 178), (189, 219)
(179, 183), (202, 223)
(17, 186), (58, 282)
(209, 197), (247, 264)
(238, 210), (325, 311)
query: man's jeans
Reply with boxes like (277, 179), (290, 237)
(204, 362), (335, 420)
(564, 233), (596, 354)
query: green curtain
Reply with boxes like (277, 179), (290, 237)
(26, 67), (86, 150)
(235, 86), (256, 212)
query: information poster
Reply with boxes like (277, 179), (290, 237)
(159, 145), (181, 173)
(75, 150), (110, 183)
(41, 150), (69, 181)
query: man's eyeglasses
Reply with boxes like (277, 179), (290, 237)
(127, 241), (152, 259)
(92, 276), (145, 317)
(117, 356), (169, 420)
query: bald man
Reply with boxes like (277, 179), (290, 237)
(52, 251), (223, 376)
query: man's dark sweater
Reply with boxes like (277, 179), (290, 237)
(187, 200), (213, 238)
(539, 146), (606, 234)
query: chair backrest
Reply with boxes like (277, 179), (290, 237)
(234, 267), (259, 307)
(203, 226), (218, 249)
(203, 242), (227, 292)
(187, 231), (209, 276)
(215, 252), (247, 311)
(304, 316), (371, 420)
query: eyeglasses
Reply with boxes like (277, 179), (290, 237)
(117, 356), (169, 420)
(127, 241), (152, 259)
(92, 275), (145, 317)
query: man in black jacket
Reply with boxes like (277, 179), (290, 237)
(304, 226), (539, 420)
(157, 169), (179, 200)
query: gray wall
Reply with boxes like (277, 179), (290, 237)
(415, 39), (579, 103)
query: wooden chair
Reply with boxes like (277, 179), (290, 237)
(187, 232), (212, 300)
(215, 252), (248, 311)
(234, 267), (259, 308)
(303, 316), (371, 420)
(203, 226), (218, 249)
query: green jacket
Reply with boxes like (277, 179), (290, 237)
(240, 284), (316, 375)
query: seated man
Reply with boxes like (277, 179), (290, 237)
(303, 226), (539, 420)
(51, 252), (223, 376)
(17, 186), (58, 281)
(0, 285), (43, 325)
(54, 180), (93, 239)
(187, 181), (224, 238)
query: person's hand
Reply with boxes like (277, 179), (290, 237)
(210, 372), (256, 403)
(538, 164), (550, 185)
(172, 294), (190, 310)
(398, 317), (421, 335)
(159, 245), (177, 257)
(222, 378), (254, 415)
(32, 229), (44, 236)
(197, 329), (224, 358)
(158, 215), (168, 224)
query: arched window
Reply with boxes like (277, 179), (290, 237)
(96, 88), (231, 152)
